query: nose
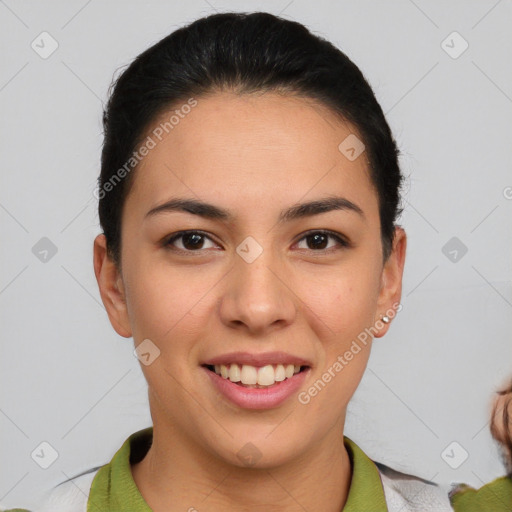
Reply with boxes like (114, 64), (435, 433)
(219, 248), (297, 336)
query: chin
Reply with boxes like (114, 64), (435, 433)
(207, 428), (312, 470)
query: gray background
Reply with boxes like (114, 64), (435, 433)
(1, 0), (511, 508)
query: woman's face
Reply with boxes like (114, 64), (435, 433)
(94, 91), (406, 468)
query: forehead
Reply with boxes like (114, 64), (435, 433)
(124, 91), (377, 221)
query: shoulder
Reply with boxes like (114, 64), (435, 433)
(449, 476), (512, 511)
(375, 461), (455, 512)
(35, 467), (101, 512)
(0, 468), (101, 512)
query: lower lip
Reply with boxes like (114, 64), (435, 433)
(203, 366), (310, 410)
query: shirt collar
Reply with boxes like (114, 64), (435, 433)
(88, 427), (388, 511)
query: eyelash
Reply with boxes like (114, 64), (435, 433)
(162, 229), (350, 254)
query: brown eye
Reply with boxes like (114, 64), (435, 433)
(164, 231), (218, 252)
(296, 230), (349, 252)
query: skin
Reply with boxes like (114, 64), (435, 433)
(93, 91), (407, 511)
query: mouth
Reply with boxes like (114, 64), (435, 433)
(201, 357), (311, 410)
(203, 363), (309, 389)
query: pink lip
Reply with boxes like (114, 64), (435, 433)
(203, 365), (310, 410)
(202, 351), (312, 367)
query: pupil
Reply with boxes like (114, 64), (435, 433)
(309, 233), (327, 250)
(183, 233), (203, 250)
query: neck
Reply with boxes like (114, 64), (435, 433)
(132, 415), (352, 512)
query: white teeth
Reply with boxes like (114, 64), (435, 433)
(211, 363), (304, 387)
(257, 365), (275, 386)
(275, 364), (286, 381)
(241, 365), (258, 385)
(228, 364), (241, 382)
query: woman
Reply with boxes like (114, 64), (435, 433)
(6, 11), (511, 512)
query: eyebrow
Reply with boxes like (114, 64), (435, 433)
(144, 196), (364, 223)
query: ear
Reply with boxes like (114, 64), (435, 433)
(93, 233), (132, 338)
(373, 227), (407, 338)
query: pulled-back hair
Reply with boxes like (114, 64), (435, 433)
(98, 11), (403, 267)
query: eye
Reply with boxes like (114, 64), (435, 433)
(295, 230), (349, 252)
(162, 229), (349, 254)
(163, 230), (220, 252)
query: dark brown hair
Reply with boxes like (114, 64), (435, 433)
(97, 11), (403, 268)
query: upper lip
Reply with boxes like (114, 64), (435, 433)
(202, 351), (312, 368)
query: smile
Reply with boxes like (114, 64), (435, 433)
(202, 362), (310, 410)
(206, 363), (305, 388)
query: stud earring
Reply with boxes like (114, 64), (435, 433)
(381, 315), (390, 324)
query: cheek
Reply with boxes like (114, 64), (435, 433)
(126, 255), (221, 356)
(298, 260), (381, 339)
(294, 255), (381, 408)
(296, 271), (377, 421)
(122, 259), (214, 407)
(122, 253), (209, 345)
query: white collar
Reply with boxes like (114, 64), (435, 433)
(377, 461), (454, 511)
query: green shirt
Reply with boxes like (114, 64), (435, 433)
(88, 427), (389, 511)
(3, 427), (512, 511)
(450, 478), (512, 511)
